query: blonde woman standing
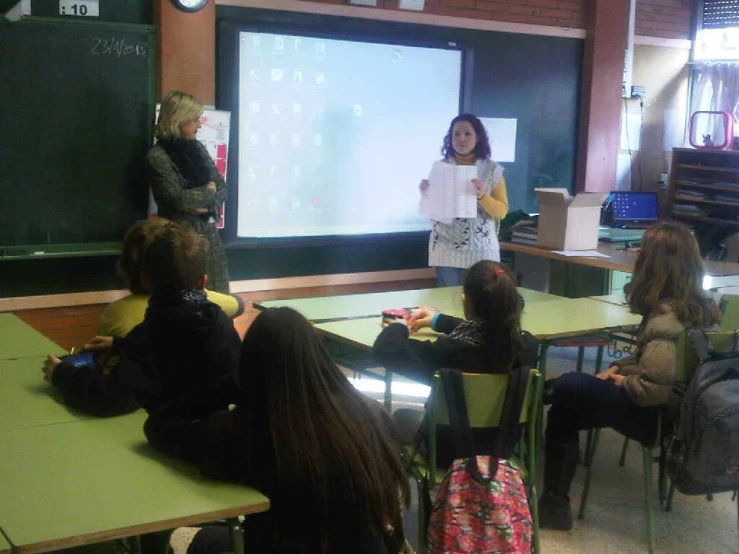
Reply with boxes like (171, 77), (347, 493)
(146, 91), (230, 293)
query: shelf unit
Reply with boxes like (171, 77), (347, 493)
(668, 148), (739, 237)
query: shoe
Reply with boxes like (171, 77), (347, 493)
(539, 492), (573, 531)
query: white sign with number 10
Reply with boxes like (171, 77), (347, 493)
(59, 0), (99, 17)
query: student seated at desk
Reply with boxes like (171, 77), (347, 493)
(372, 260), (538, 468)
(144, 307), (411, 554)
(42, 220), (240, 416)
(539, 221), (721, 531)
(100, 217), (243, 339)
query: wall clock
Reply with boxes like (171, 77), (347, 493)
(170, 0), (209, 13)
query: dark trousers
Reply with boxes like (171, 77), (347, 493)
(546, 372), (660, 446)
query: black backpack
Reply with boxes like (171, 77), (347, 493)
(665, 330), (739, 495)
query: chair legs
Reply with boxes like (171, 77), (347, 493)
(619, 437), (630, 466)
(578, 431), (657, 554)
(529, 489), (540, 554)
(416, 477), (427, 554)
(665, 482), (675, 512)
(642, 446), (657, 554)
(575, 347), (585, 372)
(578, 428), (601, 519)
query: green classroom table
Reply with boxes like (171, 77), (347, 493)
(0, 356), (100, 433)
(315, 297), (641, 350)
(0, 413), (269, 554)
(256, 286), (561, 322)
(588, 293), (627, 307)
(0, 313), (66, 360)
(0, 529), (11, 554)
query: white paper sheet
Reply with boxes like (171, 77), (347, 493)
(419, 161), (478, 222)
(480, 117), (517, 162)
(553, 250), (611, 258)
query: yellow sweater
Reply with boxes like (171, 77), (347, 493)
(99, 290), (243, 338)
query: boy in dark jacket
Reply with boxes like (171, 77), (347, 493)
(42, 220), (240, 416)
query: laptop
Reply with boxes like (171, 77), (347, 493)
(611, 191), (660, 229)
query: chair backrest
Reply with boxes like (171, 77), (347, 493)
(719, 294), (739, 332)
(426, 369), (542, 481)
(432, 371), (537, 427)
(674, 330), (699, 384)
(689, 329), (739, 361)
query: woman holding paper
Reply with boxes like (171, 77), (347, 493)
(421, 113), (509, 287)
(146, 91), (230, 293)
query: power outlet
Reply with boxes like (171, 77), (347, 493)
(630, 85), (646, 100)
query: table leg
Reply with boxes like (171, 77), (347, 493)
(384, 370), (393, 411)
(228, 517), (244, 554)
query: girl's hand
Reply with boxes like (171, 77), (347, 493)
(595, 365), (619, 380)
(83, 336), (114, 352)
(419, 179), (430, 193)
(206, 181), (217, 193)
(472, 178), (486, 198)
(41, 355), (61, 382)
(408, 308), (437, 332)
(609, 373), (626, 386)
(382, 317), (407, 328)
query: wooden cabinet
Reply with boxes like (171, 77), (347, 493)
(668, 148), (739, 253)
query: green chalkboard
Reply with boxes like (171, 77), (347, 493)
(0, 17), (155, 250)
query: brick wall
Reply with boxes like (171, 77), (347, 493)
(292, 0), (695, 39)
(295, 0), (585, 28)
(636, 0), (693, 40)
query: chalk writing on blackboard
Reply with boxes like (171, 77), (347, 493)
(91, 37), (147, 58)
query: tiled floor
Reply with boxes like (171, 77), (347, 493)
(171, 345), (739, 554)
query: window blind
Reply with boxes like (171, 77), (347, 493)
(703, 0), (739, 30)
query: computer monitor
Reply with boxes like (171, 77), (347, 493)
(611, 191), (659, 228)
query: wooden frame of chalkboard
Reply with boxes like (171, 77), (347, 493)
(0, 16), (156, 260)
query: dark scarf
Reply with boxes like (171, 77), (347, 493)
(158, 138), (210, 190)
(148, 289), (210, 311)
(447, 319), (487, 346)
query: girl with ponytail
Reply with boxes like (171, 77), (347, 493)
(372, 260), (538, 468)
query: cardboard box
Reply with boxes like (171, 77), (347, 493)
(535, 188), (608, 250)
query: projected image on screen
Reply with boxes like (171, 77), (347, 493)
(237, 32), (462, 239)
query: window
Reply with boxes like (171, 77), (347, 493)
(695, 0), (739, 61)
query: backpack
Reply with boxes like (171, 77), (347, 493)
(665, 330), (739, 495)
(426, 368), (533, 554)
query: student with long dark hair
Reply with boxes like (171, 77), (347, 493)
(144, 307), (411, 554)
(420, 114), (510, 286)
(539, 221), (721, 531)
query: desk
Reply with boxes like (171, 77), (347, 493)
(0, 413), (269, 554)
(501, 241), (739, 277)
(0, 530), (11, 554)
(315, 298), (641, 351)
(501, 241), (739, 296)
(588, 294), (627, 307)
(256, 286), (561, 322)
(0, 313), (66, 360)
(0, 356), (98, 432)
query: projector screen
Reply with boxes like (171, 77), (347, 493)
(236, 31), (462, 239)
